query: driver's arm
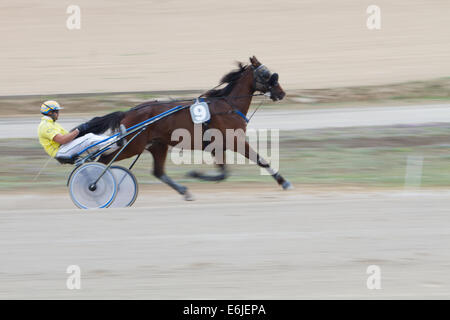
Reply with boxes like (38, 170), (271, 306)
(53, 129), (80, 145)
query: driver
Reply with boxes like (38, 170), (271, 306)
(37, 100), (125, 163)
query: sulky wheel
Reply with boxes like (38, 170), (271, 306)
(109, 166), (139, 208)
(68, 163), (117, 209)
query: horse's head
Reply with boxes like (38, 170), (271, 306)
(250, 56), (286, 101)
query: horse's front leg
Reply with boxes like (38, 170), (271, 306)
(236, 140), (293, 190)
(187, 149), (229, 182)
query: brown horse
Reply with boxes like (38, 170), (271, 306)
(83, 56), (292, 200)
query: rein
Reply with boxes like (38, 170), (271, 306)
(201, 93), (268, 124)
(198, 77), (267, 124)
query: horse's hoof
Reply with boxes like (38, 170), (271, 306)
(187, 170), (200, 178)
(183, 191), (195, 201)
(282, 181), (294, 190)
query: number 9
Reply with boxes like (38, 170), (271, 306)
(193, 105), (206, 121)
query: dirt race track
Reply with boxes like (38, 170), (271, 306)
(1, 185), (450, 299)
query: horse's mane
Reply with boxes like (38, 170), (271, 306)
(204, 62), (248, 98)
(130, 62), (249, 111)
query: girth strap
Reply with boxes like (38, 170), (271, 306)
(233, 109), (249, 123)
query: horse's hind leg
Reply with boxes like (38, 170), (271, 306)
(148, 142), (194, 201)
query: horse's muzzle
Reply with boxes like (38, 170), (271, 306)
(271, 91), (285, 101)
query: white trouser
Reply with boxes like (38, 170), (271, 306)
(56, 133), (118, 158)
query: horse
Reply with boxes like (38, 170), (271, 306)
(81, 56), (292, 200)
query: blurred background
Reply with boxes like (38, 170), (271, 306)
(1, 0), (449, 94)
(0, 0), (449, 299)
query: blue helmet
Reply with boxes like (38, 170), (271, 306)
(40, 100), (63, 115)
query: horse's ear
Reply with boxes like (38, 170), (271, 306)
(249, 56), (261, 67)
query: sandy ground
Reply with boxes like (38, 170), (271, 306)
(1, 185), (450, 299)
(1, 0), (449, 95)
(1, 101), (449, 299)
(2, 103), (450, 139)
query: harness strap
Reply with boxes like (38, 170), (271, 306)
(233, 109), (249, 123)
(210, 106), (250, 123)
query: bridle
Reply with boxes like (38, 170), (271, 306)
(252, 64), (279, 93)
(199, 64), (281, 123)
(199, 64), (280, 101)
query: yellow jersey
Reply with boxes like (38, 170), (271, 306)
(37, 116), (68, 157)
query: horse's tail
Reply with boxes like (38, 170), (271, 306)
(76, 111), (127, 136)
